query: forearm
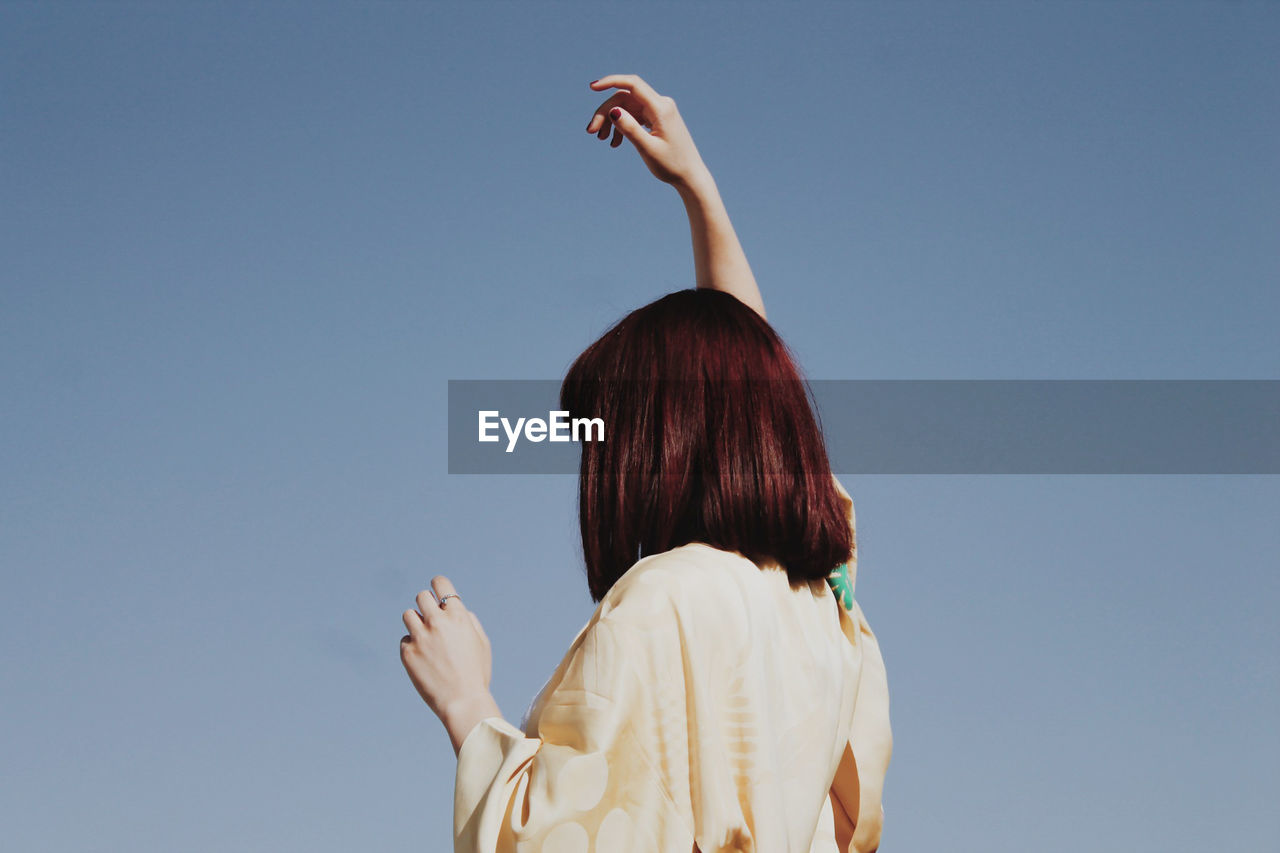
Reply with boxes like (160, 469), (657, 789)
(676, 169), (767, 319)
(441, 690), (505, 757)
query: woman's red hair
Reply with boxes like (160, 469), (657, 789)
(560, 288), (853, 603)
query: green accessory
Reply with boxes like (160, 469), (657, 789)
(827, 562), (855, 611)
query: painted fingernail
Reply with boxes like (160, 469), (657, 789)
(589, 79), (599, 85)
(609, 107), (621, 120)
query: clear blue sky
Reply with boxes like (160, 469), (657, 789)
(2, 2), (1277, 850)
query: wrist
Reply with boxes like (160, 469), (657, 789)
(441, 690), (499, 727)
(675, 166), (717, 203)
(440, 690), (503, 755)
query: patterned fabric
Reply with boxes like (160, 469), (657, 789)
(453, 476), (892, 853)
(827, 562), (855, 611)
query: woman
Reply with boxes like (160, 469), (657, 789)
(400, 74), (892, 853)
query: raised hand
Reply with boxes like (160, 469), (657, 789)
(584, 74), (766, 319)
(400, 576), (492, 720)
(585, 74), (711, 190)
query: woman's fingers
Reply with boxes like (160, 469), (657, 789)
(414, 588), (437, 623)
(402, 607), (425, 639)
(589, 74), (664, 115)
(431, 574), (464, 612)
(587, 91), (649, 138)
(587, 92), (621, 135)
(587, 75), (664, 139)
(608, 106), (657, 152)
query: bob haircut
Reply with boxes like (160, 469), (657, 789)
(559, 288), (853, 603)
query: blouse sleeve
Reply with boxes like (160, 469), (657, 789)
(828, 475), (894, 853)
(452, 583), (694, 853)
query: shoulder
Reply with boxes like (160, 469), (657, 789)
(595, 543), (758, 665)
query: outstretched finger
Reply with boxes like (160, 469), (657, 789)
(589, 74), (664, 115)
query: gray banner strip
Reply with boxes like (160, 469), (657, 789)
(447, 380), (1279, 474)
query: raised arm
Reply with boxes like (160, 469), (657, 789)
(586, 75), (767, 320)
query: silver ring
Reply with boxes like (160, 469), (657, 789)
(437, 593), (462, 608)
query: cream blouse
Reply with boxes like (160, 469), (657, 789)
(453, 478), (893, 852)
